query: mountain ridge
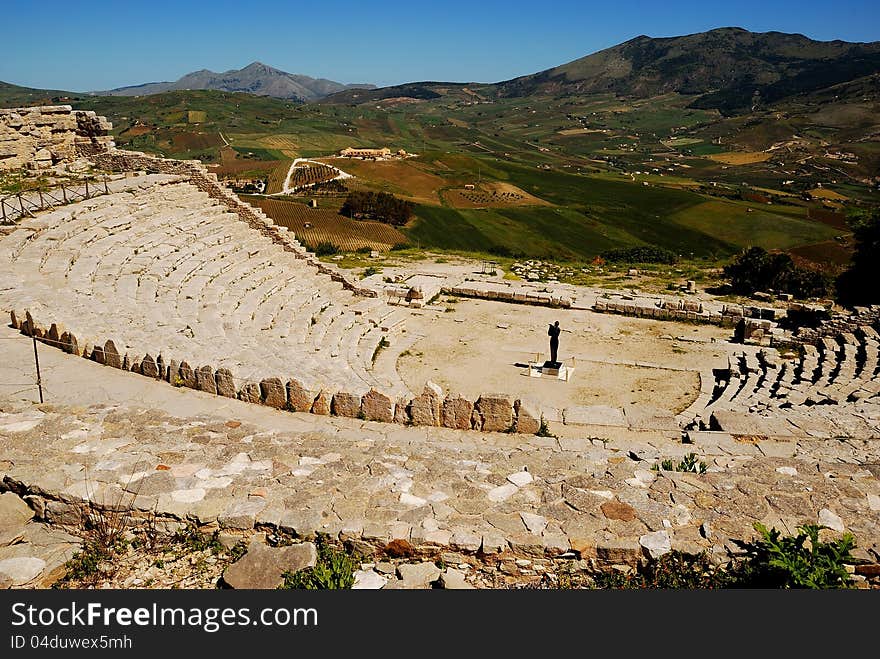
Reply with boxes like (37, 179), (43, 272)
(95, 61), (375, 102)
(321, 27), (880, 114)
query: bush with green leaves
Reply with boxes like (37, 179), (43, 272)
(591, 551), (732, 589)
(652, 452), (708, 474)
(279, 540), (357, 590)
(730, 523), (855, 589)
(589, 523), (856, 590)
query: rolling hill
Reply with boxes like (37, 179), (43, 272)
(321, 28), (880, 116)
(95, 62), (375, 102)
(495, 27), (880, 114)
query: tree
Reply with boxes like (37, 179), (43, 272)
(836, 210), (880, 306)
(724, 246), (829, 299)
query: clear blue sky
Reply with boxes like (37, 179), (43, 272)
(1, 0), (878, 91)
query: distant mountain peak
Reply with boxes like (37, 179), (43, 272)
(97, 62), (375, 101)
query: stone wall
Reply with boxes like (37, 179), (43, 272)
(0, 105), (113, 171)
(792, 305), (880, 346)
(442, 285), (572, 309)
(14, 309), (543, 435)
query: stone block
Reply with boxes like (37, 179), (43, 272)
(103, 340), (123, 369)
(473, 393), (513, 432)
(332, 391), (362, 418)
(361, 389), (393, 423)
(379, 397), (403, 427)
(311, 390), (331, 415)
(260, 377), (286, 409)
(195, 365), (218, 394)
(215, 368), (236, 398)
(222, 542), (316, 589)
(596, 539), (642, 565)
(409, 382), (442, 426)
(178, 361), (197, 389)
(140, 354), (159, 379)
(287, 378), (317, 413)
(514, 397), (541, 434)
(441, 394), (473, 430)
(238, 382), (261, 403)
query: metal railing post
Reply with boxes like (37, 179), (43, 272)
(32, 335), (44, 404)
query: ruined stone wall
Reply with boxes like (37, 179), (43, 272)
(0, 105), (113, 171)
(793, 305), (880, 345)
(13, 309), (542, 435)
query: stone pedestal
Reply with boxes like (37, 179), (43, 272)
(529, 361), (574, 381)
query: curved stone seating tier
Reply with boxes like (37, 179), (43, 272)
(0, 177), (409, 400)
(694, 330), (880, 437)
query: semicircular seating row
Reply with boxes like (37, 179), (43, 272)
(691, 326), (880, 438)
(0, 174), (412, 399)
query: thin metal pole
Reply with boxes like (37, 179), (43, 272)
(62, 184), (68, 203)
(104, 176), (109, 194)
(84, 179), (89, 198)
(1, 200), (5, 223)
(32, 335), (44, 403)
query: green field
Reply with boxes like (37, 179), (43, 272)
(1, 80), (871, 268)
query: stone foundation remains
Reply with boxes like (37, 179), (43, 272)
(0, 105), (113, 171)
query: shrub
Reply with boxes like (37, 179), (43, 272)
(310, 241), (339, 256)
(730, 523), (855, 589)
(724, 246), (830, 299)
(279, 540), (357, 590)
(535, 417), (557, 438)
(652, 452), (708, 474)
(591, 551), (732, 589)
(836, 209), (880, 306)
(588, 524), (855, 590)
(601, 246), (678, 264)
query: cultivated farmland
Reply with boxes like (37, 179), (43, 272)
(247, 197), (408, 251)
(265, 160), (292, 194)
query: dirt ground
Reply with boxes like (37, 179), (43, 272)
(396, 298), (733, 414)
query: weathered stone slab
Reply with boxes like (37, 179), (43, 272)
(287, 379), (317, 413)
(514, 398), (541, 434)
(394, 397), (410, 424)
(472, 393), (513, 432)
(178, 361), (196, 388)
(0, 556), (46, 586)
(0, 492), (33, 531)
(441, 394), (473, 430)
(563, 405), (627, 427)
(195, 365), (218, 394)
(409, 382), (442, 426)
(640, 530), (672, 560)
(141, 354), (159, 379)
(260, 377), (286, 409)
(331, 391), (361, 418)
(215, 368), (236, 398)
(311, 390), (331, 415)
(397, 561), (441, 588)
(221, 542), (316, 589)
(238, 382), (261, 403)
(361, 389), (393, 423)
(103, 340), (123, 369)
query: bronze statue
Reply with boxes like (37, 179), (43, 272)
(548, 321), (561, 365)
